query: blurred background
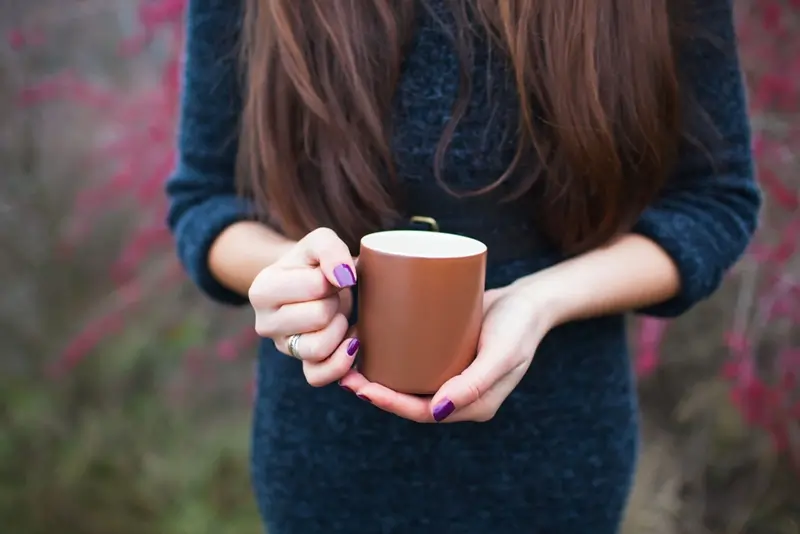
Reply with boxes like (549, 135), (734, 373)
(0, 1), (797, 533)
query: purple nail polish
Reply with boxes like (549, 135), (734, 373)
(333, 264), (356, 288)
(339, 383), (353, 393)
(346, 338), (360, 356)
(432, 398), (455, 422)
(357, 393), (372, 403)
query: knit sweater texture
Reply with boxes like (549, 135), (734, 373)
(166, 1), (761, 532)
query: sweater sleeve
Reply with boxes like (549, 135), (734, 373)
(632, 0), (762, 318)
(165, 0), (251, 306)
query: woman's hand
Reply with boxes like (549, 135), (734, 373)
(249, 228), (361, 387)
(339, 280), (557, 422)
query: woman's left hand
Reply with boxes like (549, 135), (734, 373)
(339, 280), (557, 423)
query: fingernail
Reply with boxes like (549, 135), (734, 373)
(356, 393), (372, 403)
(333, 264), (356, 288)
(346, 338), (360, 356)
(432, 398), (455, 422)
(339, 382), (353, 393)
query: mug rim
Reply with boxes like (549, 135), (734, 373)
(359, 230), (487, 260)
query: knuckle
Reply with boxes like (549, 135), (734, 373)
(308, 227), (338, 245)
(329, 312), (349, 335)
(308, 227), (347, 258)
(466, 383), (484, 403)
(248, 285), (266, 306)
(307, 299), (337, 331)
(303, 308), (327, 332)
(306, 272), (330, 300)
(248, 268), (277, 305)
(304, 368), (329, 388)
(299, 336), (325, 362)
(253, 315), (275, 338)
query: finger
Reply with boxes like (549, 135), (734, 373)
(338, 372), (433, 423)
(336, 370), (371, 398)
(255, 295), (340, 337)
(437, 372), (520, 423)
(249, 267), (337, 308)
(279, 228), (357, 289)
(482, 288), (503, 311)
(428, 344), (522, 422)
(275, 313), (349, 363)
(303, 329), (361, 387)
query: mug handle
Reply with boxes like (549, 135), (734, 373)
(409, 215), (440, 232)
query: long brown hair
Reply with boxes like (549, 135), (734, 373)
(238, 0), (684, 253)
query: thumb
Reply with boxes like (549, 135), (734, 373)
(429, 345), (512, 422)
(280, 227), (357, 289)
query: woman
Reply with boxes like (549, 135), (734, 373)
(166, 0), (760, 532)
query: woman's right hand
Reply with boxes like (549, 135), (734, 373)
(248, 228), (360, 387)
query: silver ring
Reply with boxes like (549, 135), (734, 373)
(287, 333), (302, 359)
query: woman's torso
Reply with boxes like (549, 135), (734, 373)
(251, 3), (638, 532)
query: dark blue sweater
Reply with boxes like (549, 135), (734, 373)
(166, 1), (760, 532)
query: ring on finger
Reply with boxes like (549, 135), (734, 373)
(287, 333), (303, 359)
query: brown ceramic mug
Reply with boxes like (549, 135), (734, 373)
(356, 230), (487, 395)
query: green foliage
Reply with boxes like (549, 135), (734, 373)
(0, 318), (261, 534)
